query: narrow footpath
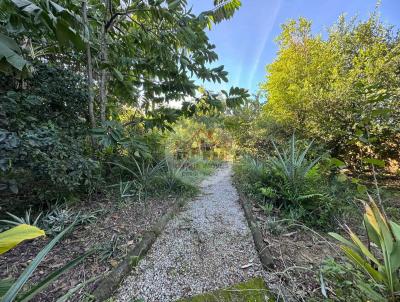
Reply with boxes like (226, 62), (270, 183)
(116, 164), (264, 301)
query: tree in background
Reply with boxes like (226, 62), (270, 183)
(260, 14), (400, 171)
(0, 0), (249, 129)
(165, 90), (236, 160)
(224, 97), (265, 156)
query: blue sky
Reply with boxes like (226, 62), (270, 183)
(189, 0), (400, 95)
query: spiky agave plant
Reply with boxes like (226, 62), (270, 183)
(269, 134), (321, 199)
(109, 158), (165, 200)
(163, 158), (186, 191)
(329, 196), (400, 301)
(0, 209), (42, 227)
(243, 155), (265, 178)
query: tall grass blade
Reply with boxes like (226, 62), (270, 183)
(17, 249), (95, 302)
(0, 279), (13, 298)
(290, 134), (295, 181)
(297, 139), (314, 167)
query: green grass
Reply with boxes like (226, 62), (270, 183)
(177, 278), (273, 302)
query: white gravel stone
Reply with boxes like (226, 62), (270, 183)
(115, 164), (264, 301)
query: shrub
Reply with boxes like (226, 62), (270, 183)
(20, 125), (101, 200)
(234, 136), (347, 228)
(154, 159), (198, 195)
(268, 135), (322, 203)
(0, 64), (101, 208)
(109, 158), (164, 201)
(233, 155), (268, 199)
(42, 206), (98, 235)
(110, 157), (198, 201)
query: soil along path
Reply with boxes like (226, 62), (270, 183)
(115, 164), (264, 301)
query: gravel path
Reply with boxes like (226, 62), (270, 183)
(115, 164), (264, 301)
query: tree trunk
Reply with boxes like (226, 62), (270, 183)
(82, 0), (96, 128)
(99, 27), (108, 124)
(99, 0), (111, 124)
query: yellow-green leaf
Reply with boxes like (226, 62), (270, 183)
(364, 202), (380, 233)
(342, 246), (385, 283)
(364, 217), (381, 247)
(348, 229), (381, 267)
(0, 224), (45, 254)
(329, 232), (360, 252)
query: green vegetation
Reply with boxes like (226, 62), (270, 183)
(329, 197), (400, 301)
(229, 11), (400, 301)
(232, 13), (400, 226)
(260, 15), (400, 171)
(233, 136), (341, 228)
(0, 0), (247, 212)
(0, 223), (94, 302)
(1, 1), (399, 301)
(0, 0), (245, 300)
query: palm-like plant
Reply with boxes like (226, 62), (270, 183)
(269, 134), (321, 191)
(110, 158), (165, 200)
(163, 159), (186, 191)
(329, 196), (400, 301)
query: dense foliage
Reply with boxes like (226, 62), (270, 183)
(228, 12), (400, 302)
(233, 136), (351, 228)
(259, 15), (400, 172)
(0, 64), (100, 206)
(165, 98), (234, 160)
(1, 2), (400, 301)
(230, 13), (400, 228)
(0, 0), (248, 210)
(0, 2), (245, 300)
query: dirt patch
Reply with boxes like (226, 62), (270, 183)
(240, 195), (341, 301)
(0, 195), (176, 301)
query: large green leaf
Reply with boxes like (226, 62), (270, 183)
(348, 229), (381, 267)
(0, 33), (27, 71)
(0, 224), (45, 255)
(362, 158), (385, 168)
(328, 232), (360, 253)
(341, 246), (385, 284)
(364, 217), (381, 247)
(390, 221), (400, 242)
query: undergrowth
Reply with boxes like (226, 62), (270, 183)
(233, 136), (356, 229)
